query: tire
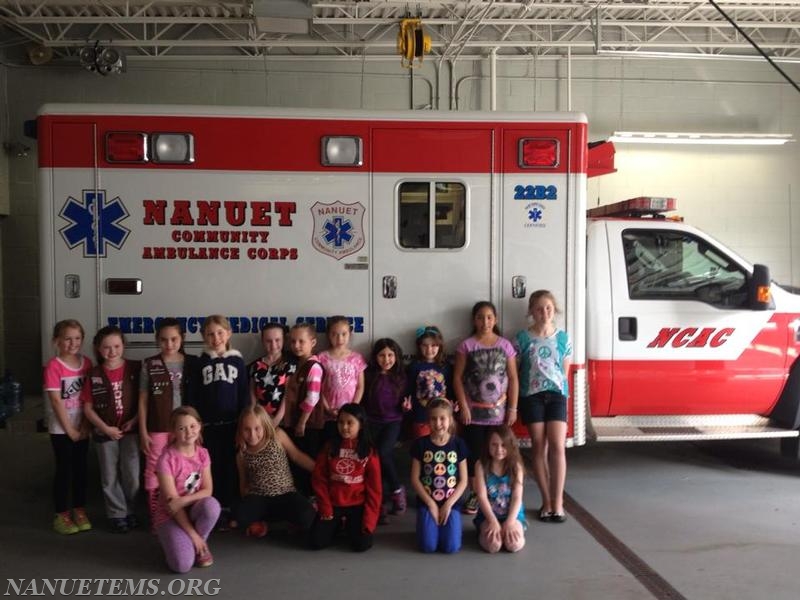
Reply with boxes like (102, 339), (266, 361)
(780, 436), (800, 459)
(770, 361), (800, 458)
(769, 360), (800, 430)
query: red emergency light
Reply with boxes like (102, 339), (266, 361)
(586, 196), (676, 219)
(105, 131), (147, 163)
(519, 138), (559, 168)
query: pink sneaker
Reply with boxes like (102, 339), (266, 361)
(196, 548), (214, 568)
(390, 486), (407, 515)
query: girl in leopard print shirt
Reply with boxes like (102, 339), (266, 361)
(234, 405), (316, 538)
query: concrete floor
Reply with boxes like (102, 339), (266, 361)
(2, 401), (800, 600)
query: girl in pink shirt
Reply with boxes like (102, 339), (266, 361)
(155, 406), (220, 573)
(318, 316), (366, 442)
(283, 322), (325, 494)
(43, 319), (93, 535)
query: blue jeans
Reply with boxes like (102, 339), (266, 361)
(416, 504), (462, 553)
(368, 420), (402, 493)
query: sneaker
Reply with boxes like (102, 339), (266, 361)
(196, 548), (214, 568)
(378, 504), (390, 526)
(72, 508), (92, 532)
(390, 486), (407, 515)
(215, 508), (232, 532)
(463, 492), (479, 515)
(109, 517), (129, 534)
(53, 512), (79, 535)
(126, 514), (139, 530)
(246, 521), (268, 538)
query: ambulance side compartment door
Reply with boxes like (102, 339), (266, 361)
(41, 121), (101, 357)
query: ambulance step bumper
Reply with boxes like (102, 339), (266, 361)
(592, 415), (799, 442)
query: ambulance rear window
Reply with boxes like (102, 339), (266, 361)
(398, 181), (466, 250)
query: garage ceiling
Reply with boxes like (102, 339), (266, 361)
(1, 0), (799, 64)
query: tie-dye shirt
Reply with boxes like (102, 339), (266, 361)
(515, 329), (572, 397)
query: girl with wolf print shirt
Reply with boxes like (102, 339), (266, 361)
(453, 301), (519, 515)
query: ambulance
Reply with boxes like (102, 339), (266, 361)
(35, 104), (800, 452)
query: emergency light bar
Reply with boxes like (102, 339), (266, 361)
(587, 197), (676, 219)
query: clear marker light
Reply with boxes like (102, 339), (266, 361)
(151, 133), (194, 163)
(322, 136), (362, 166)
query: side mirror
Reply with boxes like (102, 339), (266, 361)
(748, 264), (774, 310)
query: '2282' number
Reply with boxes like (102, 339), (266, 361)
(513, 185), (557, 200)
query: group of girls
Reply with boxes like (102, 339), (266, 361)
(453, 293), (572, 524)
(44, 321), (144, 537)
(43, 288), (571, 570)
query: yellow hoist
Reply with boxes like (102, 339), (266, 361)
(397, 18), (431, 69)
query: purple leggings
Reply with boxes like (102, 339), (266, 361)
(156, 497), (221, 573)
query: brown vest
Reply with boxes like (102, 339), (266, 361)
(143, 353), (197, 432)
(88, 360), (141, 441)
(284, 358), (325, 430)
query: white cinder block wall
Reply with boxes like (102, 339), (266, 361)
(2, 56), (798, 389)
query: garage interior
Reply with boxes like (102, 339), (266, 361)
(0, 2), (798, 598)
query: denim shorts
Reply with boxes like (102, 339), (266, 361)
(519, 391), (567, 424)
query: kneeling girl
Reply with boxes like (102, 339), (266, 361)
(409, 398), (469, 553)
(235, 405), (316, 538)
(309, 403), (381, 552)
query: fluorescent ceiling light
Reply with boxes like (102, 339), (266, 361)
(598, 50), (800, 65)
(254, 17), (309, 34)
(253, 0), (310, 34)
(610, 132), (795, 146)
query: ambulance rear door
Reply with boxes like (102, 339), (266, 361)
(371, 126), (494, 354)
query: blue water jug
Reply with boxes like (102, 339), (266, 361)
(0, 381), (6, 423)
(3, 371), (22, 415)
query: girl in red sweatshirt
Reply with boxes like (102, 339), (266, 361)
(309, 403), (381, 552)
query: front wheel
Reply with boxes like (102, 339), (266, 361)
(769, 360), (800, 457)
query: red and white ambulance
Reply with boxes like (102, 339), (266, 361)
(36, 104), (800, 451)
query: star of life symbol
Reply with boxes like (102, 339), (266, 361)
(59, 190), (130, 257)
(524, 201), (546, 228)
(311, 201), (365, 260)
(325, 217), (353, 247)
